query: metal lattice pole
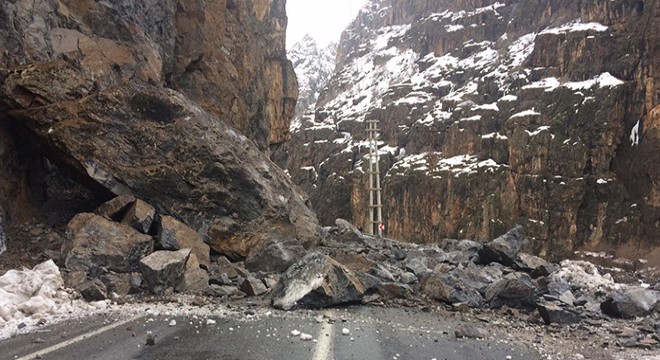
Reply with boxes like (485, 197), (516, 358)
(366, 119), (383, 236)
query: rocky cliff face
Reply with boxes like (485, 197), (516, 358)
(0, 0), (318, 261)
(274, 0), (659, 262)
(288, 35), (337, 118)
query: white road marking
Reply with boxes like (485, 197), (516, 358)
(15, 314), (143, 360)
(312, 312), (334, 360)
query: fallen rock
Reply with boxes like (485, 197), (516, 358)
(99, 273), (132, 297)
(601, 287), (660, 319)
(478, 225), (526, 267)
(121, 199), (155, 234)
(7, 81), (320, 260)
(515, 253), (553, 275)
(240, 277), (268, 296)
(420, 272), (484, 307)
(376, 283), (412, 299)
(530, 263), (559, 279)
(64, 213), (153, 274)
(537, 302), (582, 325)
(206, 284), (244, 298)
(157, 215), (211, 269)
(404, 256), (431, 278)
(455, 324), (488, 339)
(271, 252), (365, 310)
(212, 257), (241, 279)
(94, 195), (136, 221)
(244, 239), (305, 273)
(176, 253), (209, 294)
(485, 272), (537, 309)
(139, 249), (191, 294)
(77, 279), (108, 301)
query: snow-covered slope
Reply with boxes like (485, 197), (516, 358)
(288, 35), (337, 119)
(275, 0), (659, 260)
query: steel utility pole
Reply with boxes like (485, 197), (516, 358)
(366, 119), (383, 236)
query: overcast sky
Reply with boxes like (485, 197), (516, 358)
(286, 0), (369, 48)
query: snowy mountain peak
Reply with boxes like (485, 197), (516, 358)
(289, 37), (337, 117)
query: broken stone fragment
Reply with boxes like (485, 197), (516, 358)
(536, 301), (581, 325)
(240, 277), (268, 296)
(600, 287), (660, 319)
(244, 239), (305, 273)
(100, 272), (132, 297)
(420, 271), (484, 308)
(485, 272), (537, 309)
(157, 215), (211, 269)
(176, 253), (209, 294)
(64, 213), (153, 274)
(121, 199), (155, 234)
(206, 284), (245, 298)
(94, 195), (137, 221)
(139, 249), (191, 294)
(271, 252), (365, 310)
(478, 225), (526, 267)
(455, 324), (488, 339)
(77, 279), (108, 301)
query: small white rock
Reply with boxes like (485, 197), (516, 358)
(169, 320), (177, 327)
(342, 328), (350, 335)
(206, 319), (216, 325)
(300, 333), (313, 341)
(506, 356), (512, 360)
(291, 330), (301, 336)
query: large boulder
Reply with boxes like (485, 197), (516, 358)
(139, 249), (191, 294)
(157, 215), (211, 269)
(420, 271), (484, 307)
(478, 225), (526, 267)
(271, 252), (366, 310)
(244, 239), (305, 273)
(64, 213), (153, 274)
(485, 272), (537, 309)
(0, 0), (319, 261)
(537, 301), (582, 325)
(600, 287), (660, 319)
(6, 81), (321, 260)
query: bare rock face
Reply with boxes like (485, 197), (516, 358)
(275, 0), (660, 261)
(0, 0), (314, 259)
(64, 213), (154, 274)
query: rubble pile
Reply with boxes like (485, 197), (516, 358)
(5, 195), (658, 350)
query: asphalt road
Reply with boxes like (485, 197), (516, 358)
(2, 306), (541, 360)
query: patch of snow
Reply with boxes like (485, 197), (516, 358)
(630, 120), (640, 146)
(445, 24), (464, 33)
(525, 126), (551, 136)
(482, 132), (508, 140)
(507, 33), (536, 67)
(552, 260), (622, 293)
(539, 21), (608, 35)
(472, 103), (499, 111)
(510, 109), (541, 118)
(499, 94), (518, 102)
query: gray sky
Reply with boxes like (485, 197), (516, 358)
(286, 0), (369, 48)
